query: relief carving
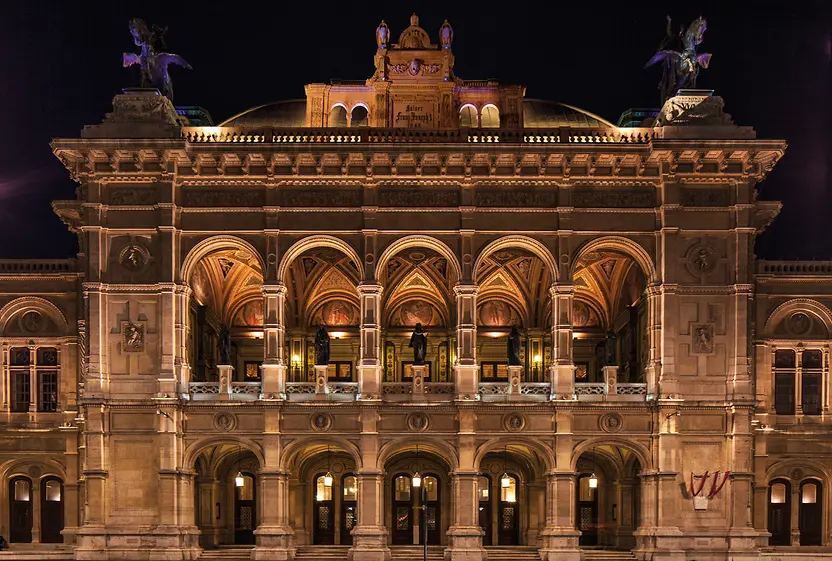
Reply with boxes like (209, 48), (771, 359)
(280, 189), (362, 207)
(475, 189), (557, 208)
(182, 190), (264, 207)
(685, 241), (720, 280)
(691, 323), (715, 355)
(122, 322), (145, 353)
(110, 187), (156, 205)
(379, 189), (459, 207)
(572, 189), (654, 208)
(119, 244), (150, 272)
(681, 188), (728, 206)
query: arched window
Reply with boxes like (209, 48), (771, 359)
(41, 477), (64, 543)
(329, 105), (348, 127)
(9, 347), (58, 412)
(774, 350), (796, 415)
(9, 477), (32, 543)
(480, 104), (500, 128)
(768, 479), (791, 545)
(350, 106), (368, 127)
(459, 105), (478, 127)
(800, 479), (823, 545)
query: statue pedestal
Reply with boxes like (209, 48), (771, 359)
(217, 365), (234, 400)
(315, 365), (329, 397)
(411, 365), (426, 396)
(507, 365), (523, 399)
(603, 365), (619, 396)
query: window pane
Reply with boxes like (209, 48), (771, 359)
(37, 348), (58, 366)
(802, 373), (821, 415)
(802, 483), (817, 504)
(424, 476), (438, 502)
(343, 476), (357, 500)
(775, 373), (795, 415)
(803, 350), (823, 369)
(579, 476), (594, 502)
(14, 479), (30, 501)
(10, 347), (30, 366)
(771, 483), (787, 504)
(45, 480), (61, 501)
(12, 372), (30, 412)
(395, 476), (411, 501)
(478, 476), (490, 501)
(775, 350), (796, 368)
(315, 476), (332, 502)
(39, 371), (58, 412)
(238, 475), (254, 501)
(501, 476), (517, 503)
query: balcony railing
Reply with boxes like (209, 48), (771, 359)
(478, 382), (552, 401)
(188, 381), (262, 401)
(0, 259), (77, 274)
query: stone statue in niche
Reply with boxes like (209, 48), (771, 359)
(218, 325), (232, 364)
(691, 324), (714, 354)
(508, 326), (522, 366)
(604, 331), (617, 366)
(122, 18), (192, 101)
(122, 322), (145, 353)
(314, 325), (330, 365)
(409, 323), (428, 365)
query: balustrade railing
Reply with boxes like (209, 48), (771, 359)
(424, 383), (455, 395)
(188, 381), (261, 400)
(329, 382), (359, 395)
(518, 382), (551, 396)
(189, 382), (219, 395)
(478, 382), (510, 396)
(575, 383), (606, 396)
(382, 383), (412, 395)
(285, 382), (316, 395)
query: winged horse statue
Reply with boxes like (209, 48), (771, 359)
(645, 16), (712, 105)
(122, 18), (191, 102)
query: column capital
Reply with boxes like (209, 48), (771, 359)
(174, 283), (192, 296)
(453, 283), (479, 296)
(549, 283), (575, 297)
(261, 282), (287, 296)
(358, 282), (383, 296)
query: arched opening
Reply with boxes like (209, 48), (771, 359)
(9, 476), (32, 543)
(40, 477), (64, 543)
(799, 479), (823, 545)
(459, 105), (478, 127)
(329, 105), (348, 127)
(186, 243), (264, 387)
(768, 479), (791, 546)
(192, 443), (261, 548)
(480, 104), (500, 128)
(341, 474), (358, 545)
(574, 445), (643, 550)
(282, 245), (361, 384)
(477, 475), (492, 546)
(474, 241), (556, 387)
(573, 248), (648, 386)
(380, 245), (459, 388)
(350, 105), (368, 127)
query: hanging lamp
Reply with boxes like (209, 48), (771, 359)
(235, 445), (245, 487)
(588, 446), (598, 489)
(323, 445), (334, 487)
(412, 444), (422, 488)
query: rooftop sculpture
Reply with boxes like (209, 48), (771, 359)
(645, 15), (712, 105)
(122, 18), (191, 102)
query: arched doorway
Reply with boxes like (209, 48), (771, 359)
(478, 475), (491, 546)
(234, 472), (256, 545)
(313, 472), (335, 544)
(799, 479), (822, 546)
(350, 106), (368, 127)
(576, 474), (598, 546)
(40, 477), (64, 543)
(330, 105), (348, 127)
(768, 479), (791, 545)
(9, 476), (32, 543)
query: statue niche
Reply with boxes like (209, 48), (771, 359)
(508, 326), (522, 366)
(314, 325), (331, 365)
(409, 323), (428, 365)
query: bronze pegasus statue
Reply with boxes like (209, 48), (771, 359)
(122, 18), (191, 101)
(645, 15), (712, 105)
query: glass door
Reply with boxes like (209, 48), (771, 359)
(341, 475), (358, 545)
(478, 476), (492, 546)
(313, 474), (335, 545)
(768, 480), (791, 546)
(498, 474), (519, 545)
(392, 474), (413, 545)
(234, 473), (256, 545)
(420, 475), (441, 545)
(9, 477), (32, 543)
(577, 475), (598, 546)
(40, 478), (64, 543)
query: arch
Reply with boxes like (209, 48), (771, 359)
(0, 458), (67, 482)
(180, 235), (266, 283)
(764, 457), (832, 484)
(376, 236), (462, 285)
(350, 104), (369, 127)
(329, 104), (348, 127)
(459, 104), (478, 127)
(182, 436), (265, 471)
(570, 438), (652, 472)
(764, 298), (832, 338)
(480, 104), (500, 128)
(0, 297), (69, 335)
(277, 235), (364, 283)
(473, 437), (555, 474)
(376, 436), (459, 473)
(570, 236), (657, 284)
(280, 436), (363, 472)
(473, 236), (559, 283)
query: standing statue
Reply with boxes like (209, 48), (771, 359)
(644, 15), (712, 105)
(376, 20), (390, 50)
(314, 326), (330, 366)
(409, 323), (428, 365)
(123, 18), (192, 101)
(218, 325), (232, 365)
(508, 326), (522, 366)
(439, 19), (454, 50)
(604, 331), (617, 366)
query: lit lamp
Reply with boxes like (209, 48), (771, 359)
(412, 471), (422, 488)
(501, 472), (511, 488)
(589, 472), (598, 489)
(235, 471), (245, 487)
(323, 471), (334, 488)
(533, 354), (542, 365)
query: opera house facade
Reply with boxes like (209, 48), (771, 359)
(0, 13), (828, 561)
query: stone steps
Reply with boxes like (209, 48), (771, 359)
(485, 546), (541, 560)
(199, 547), (254, 561)
(294, 546), (350, 561)
(390, 545), (444, 561)
(582, 550), (637, 561)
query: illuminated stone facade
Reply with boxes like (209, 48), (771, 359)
(3, 13), (828, 561)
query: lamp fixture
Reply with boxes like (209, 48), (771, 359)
(501, 445), (511, 488)
(412, 444), (422, 488)
(588, 446), (598, 489)
(324, 445), (333, 487)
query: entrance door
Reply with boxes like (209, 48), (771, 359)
(234, 473), (256, 545)
(420, 475), (441, 545)
(498, 474), (519, 545)
(577, 475), (598, 546)
(478, 476), (492, 546)
(9, 477), (32, 543)
(41, 478), (64, 543)
(313, 474), (335, 545)
(341, 475), (358, 545)
(392, 474), (413, 545)
(799, 480), (822, 546)
(768, 480), (791, 546)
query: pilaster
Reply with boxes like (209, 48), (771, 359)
(445, 471), (486, 561)
(358, 283), (384, 400)
(262, 283), (288, 398)
(454, 284), (478, 400)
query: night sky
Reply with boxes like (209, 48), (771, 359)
(0, 1), (829, 260)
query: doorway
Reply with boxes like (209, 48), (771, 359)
(392, 474), (413, 545)
(9, 477), (32, 543)
(478, 476), (491, 546)
(498, 474), (519, 545)
(799, 480), (822, 546)
(313, 473), (335, 545)
(341, 475), (358, 545)
(768, 479), (791, 546)
(234, 473), (256, 545)
(40, 477), (64, 543)
(577, 474), (598, 546)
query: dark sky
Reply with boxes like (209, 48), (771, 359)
(0, 1), (830, 260)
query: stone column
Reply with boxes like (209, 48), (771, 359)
(174, 284), (192, 396)
(157, 283), (178, 397)
(358, 283), (384, 399)
(348, 472), (390, 561)
(253, 470), (295, 560)
(454, 284), (479, 400)
(83, 283), (109, 396)
(646, 285), (664, 397)
(616, 479), (635, 549)
(446, 471), (485, 561)
(176, 470), (200, 555)
(539, 472), (581, 561)
(61, 426), (80, 545)
(75, 405), (108, 559)
(262, 284), (288, 398)
(790, 485), (800, 545)
(549, 284), (575, 399)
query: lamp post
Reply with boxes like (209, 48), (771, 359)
(412, 445), (427, 561)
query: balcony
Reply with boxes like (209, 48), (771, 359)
(188, 381), (262, 401)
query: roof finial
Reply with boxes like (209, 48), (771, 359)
(410, 13), (419, 27)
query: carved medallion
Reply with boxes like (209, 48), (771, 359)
(503, 413), (525, 432)
(19, 311), (45, 333)
(121, 322), (145, 353)
(690, 323), (715, 355)
(119, 244), (149, 272)
(787, 312), (811, 336)
(685, 242), (719, 280)
(407, 412), (430, 432)
(311, 413), (333, 432)
(28, 466), (42, 478)
(213, 412), (237, 432)
(790, 468), (804, 481)
(599, 412), (624, 433)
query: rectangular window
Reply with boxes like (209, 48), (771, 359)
(802, 350), (823, 415)
(39, 371), (58, 412)
(402, 362), (431, 381)
(774, 350), (796, 415)
(11, 372), (30, 412)
(326, 362), (352, 381)
(480, 362), (508, 382)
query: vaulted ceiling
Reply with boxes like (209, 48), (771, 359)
(284, 248), (361, 329)
(573, 250), (645, 331)
(476, 249), (552, 328)
(189, 248), (263, 326)
(383, 248), (456, 328)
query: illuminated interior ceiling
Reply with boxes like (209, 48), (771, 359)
(189, 249), (264, 327)
(285, 248), (361, 329)
(573, 251), (645, 331)
(476, 249), (552, 328)
(383, 248), (457, 328)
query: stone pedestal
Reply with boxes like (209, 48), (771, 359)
(315, 364), (329, 396)
(507, 365), (523, 397)
(260, 363), (286, 400)
(454, 364), (479, 401)
(217, 365), (234, 400)
(550, 364), (576, 400)
(604, 365), (619, 396)
(411, 364), (426, 396)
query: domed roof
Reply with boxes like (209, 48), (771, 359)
(522, 99), (614, 128)
(219, 99), (307, 128)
